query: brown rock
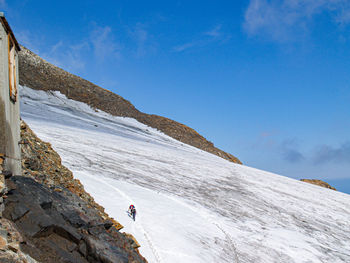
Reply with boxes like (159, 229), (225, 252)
(0, 182), (5, 193)
(0, 174), (4, 184)
(110, 218), (124, 231)
(8, 242), (18, 252)
(123, 233), (141, 249)
(300, 179), (336, 191)
(0, 235), (7, 250)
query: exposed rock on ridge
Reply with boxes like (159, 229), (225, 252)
(20, 121), (122, 229)
(300, 179), (336, 191)
(0, 121), (147, 263)
(18, 46), (241, 164)
(4, 176), (146, 263)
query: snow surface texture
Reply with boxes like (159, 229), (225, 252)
(20, 86), (350, 263)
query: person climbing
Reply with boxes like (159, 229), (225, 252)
(128, 204), (136, 221)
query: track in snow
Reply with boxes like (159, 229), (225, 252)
(20, 86), (350, 263)
(157, 190), (239, 262)
(86, 173), (163, 263)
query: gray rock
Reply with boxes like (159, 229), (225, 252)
(3, 176), (146, 263)
(10, 202), (29, 221)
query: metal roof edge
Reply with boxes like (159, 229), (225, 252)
(0, 12), (21, 51)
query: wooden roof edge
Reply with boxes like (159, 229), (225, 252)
(0, 12), (21, 51)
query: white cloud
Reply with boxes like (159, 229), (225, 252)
(132, 23), (148, 44)
(243, 0), (350, 41)
(90, 24), (121, 61)
(41, 40), (89, 72)
(204, 24), (223, 38)
(17, 21), (121, 73)
(173, 24), (228, 52)
(128, 23), (157, 58)
(173, 42), (196, 52)
(15, 30), (41, 53)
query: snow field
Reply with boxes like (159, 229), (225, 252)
(20, 86), (350, 263)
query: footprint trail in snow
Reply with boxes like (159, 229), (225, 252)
(20, 86), (350, 263)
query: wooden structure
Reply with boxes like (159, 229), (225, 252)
(0, 12), (21, 175)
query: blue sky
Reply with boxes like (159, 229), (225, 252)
(2, 0), (350, 193)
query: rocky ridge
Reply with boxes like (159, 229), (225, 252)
(18, 46), (241, 165)
(0, 121), (146, 263)
(20, 121), (123, 231)
(3, 176), (145, 263)
(300, 179), (336, 191)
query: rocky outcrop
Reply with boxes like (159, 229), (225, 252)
(20, 121), (123, 230)
(1, 152), (38, 262)
(0, 121), (147, 262)
(0, 217), (38, 262)
(18, 46), (241, 164)
(300, 179), (336, 191)
(3, 176), (146, 263)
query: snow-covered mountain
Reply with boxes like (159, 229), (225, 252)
(20, 86), (350, 263)
(18, 46), (241, 165)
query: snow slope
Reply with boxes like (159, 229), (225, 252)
(20, 86), (350, 263)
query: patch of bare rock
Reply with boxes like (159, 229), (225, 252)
(0, 152), (38, 262)
(0, 121), (146, 263)
(300, 179), (336, 191)
(20, 121), (122, 230)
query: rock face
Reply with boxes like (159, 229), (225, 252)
(0, 217), (38, 262)
(3, 176), (146, 263)
(20, 121), (123, 230)
(1, 156), (38, 262)
(300, 179), (336, 191)
(18, 46), (241, 165)
(0, 121), (147, 262)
